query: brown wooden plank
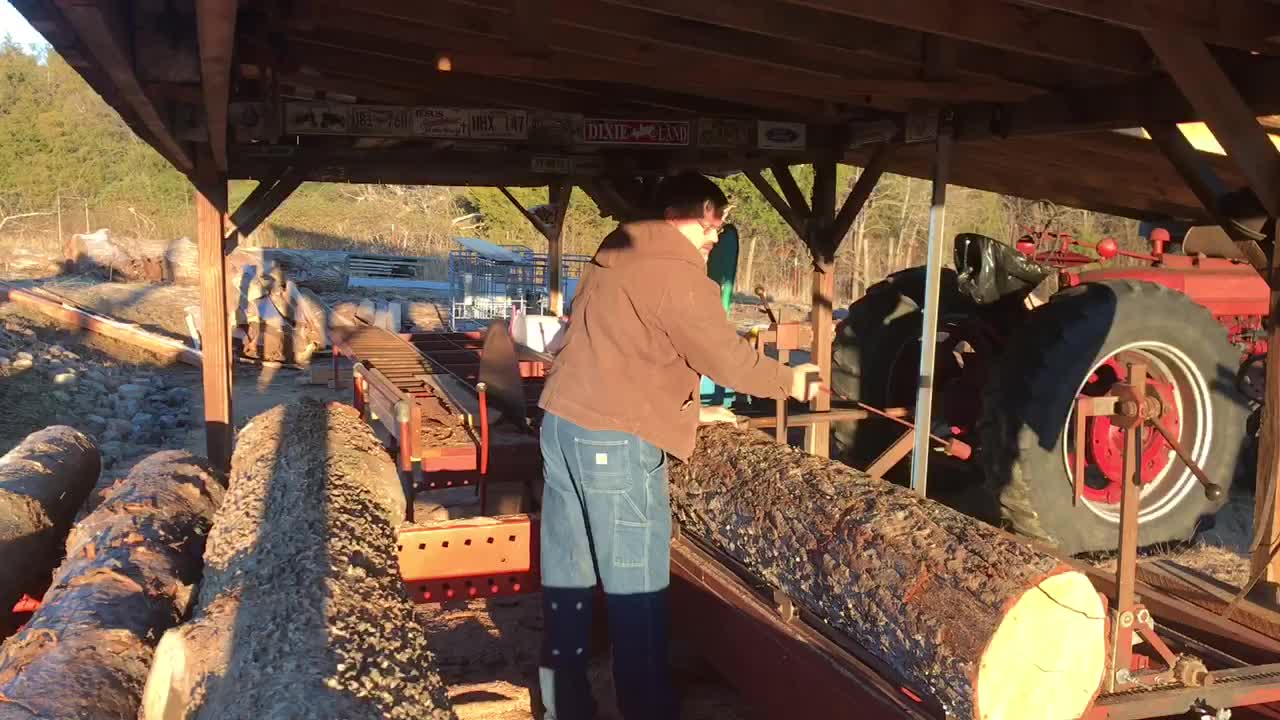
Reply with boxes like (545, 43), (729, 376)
(1010, 0), (1280, 51)
(283, 38), (837, 116)
(196, 0), (236, 172)
(786, 0), (1150, 72)
(771, 163), (812, 220)
(831, 142), (894, 248)
(1136, 559), (1280, 641)
(226, 169), (303, 251)
(1145, 33), (1280, 217)
(1074, 561), (1280, 664)
(0, 282), (202, 366)
(195, 152), (233, 474)
(53, 0), (192, 170)
(603, 0), (1128, 89)
(1254, 228), (1280, 584)
(745, 170), (807, 238)
(290, 25), (1023, 104)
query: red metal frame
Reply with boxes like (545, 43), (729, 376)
(397, 514), (540, 603)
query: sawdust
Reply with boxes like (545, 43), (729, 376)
(415, 594), (752, 720)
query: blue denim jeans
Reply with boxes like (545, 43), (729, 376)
(538, 412), (676, 720)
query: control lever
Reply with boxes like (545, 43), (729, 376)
(754, 286), (778, 324)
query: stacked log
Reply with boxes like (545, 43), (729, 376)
(0, 426), (100, 633)
(670, 424), (1107, 720)
(270, 279), (332, 347)
(71, 231), (200, 284)
(0, 451), (223, 720)
(141, 398), (456, 720)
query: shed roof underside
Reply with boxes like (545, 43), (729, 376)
(15, 0), (1280, 221)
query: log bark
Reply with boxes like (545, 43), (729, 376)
(669, 424), (1106, 720)
(140, 398), (456, 720)
(71, 231), (200, 284)
(0, 451), (223, 720)
(269, 280), (331, 347)
(0, 426), (99, 634)
(236, 324), (316, 365)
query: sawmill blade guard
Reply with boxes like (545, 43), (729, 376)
(479, 319), (530, 431)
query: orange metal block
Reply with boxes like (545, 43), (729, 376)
(397, 514), (540, 603)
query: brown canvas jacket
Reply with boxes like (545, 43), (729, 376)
(538, 220), (792, 459)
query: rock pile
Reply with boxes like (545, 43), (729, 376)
(0, 318), (192, 469)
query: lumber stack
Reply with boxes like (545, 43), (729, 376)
(0, 451), (223, 720)
(141, 398), (456, 720)
(0, 426), (100, 633)
(670, 424), (1107, 720)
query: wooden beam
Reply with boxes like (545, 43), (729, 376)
(54, 0), (192, 170)
(745, 170), (807, 238)
(956, 53), (1280, 140)
(1147, 123), (1270, 270)
(601, 0), (1129, 88)
(289, 24), (1017, 106)
(1145, 33), (1280, 217)
(830, 143), (895, 249)
(499, 187), (553, 237)
(548, 0), (1038, 99)
(226, 171), (303, 251)
(1010, 0), (1280, 52)
(782, 0), (1150, 73)
(196, 0), (237, 171)
(285, 37), (837, 116)
(770, 163), (811, 220)
(582, 177), (641, 221)
(194, 151), (233, 474)
(807, 155), (837, 459)
(1252, 219), (1280, 591)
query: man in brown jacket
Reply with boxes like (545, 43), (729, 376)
(536, 173), (819, 719)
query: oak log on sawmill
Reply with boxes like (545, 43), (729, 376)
(669, 423), (1106, 720)
(140, 398), (456, 720)
(0, 451), (223, 720)
(0, 426), (99, 634)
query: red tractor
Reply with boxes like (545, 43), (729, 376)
(831, 224), (1268, 554)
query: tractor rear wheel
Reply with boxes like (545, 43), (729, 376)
(980, 280), (1247, 555)
(831, 268), (995, 485)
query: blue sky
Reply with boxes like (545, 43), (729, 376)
(1, 0), (47, 48)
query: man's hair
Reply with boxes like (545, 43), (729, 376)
(653, 172), (729, 220)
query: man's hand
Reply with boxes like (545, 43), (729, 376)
(698, 405), (739, 425)
(788, 363), (822, 402)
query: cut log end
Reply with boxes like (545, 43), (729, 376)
(976, 570), (1106, 720)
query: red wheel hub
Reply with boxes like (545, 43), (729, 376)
(1074, 359), (1181, 505)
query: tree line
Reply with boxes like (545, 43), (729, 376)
(0, 40), (1141, 306)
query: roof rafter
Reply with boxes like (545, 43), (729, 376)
(196, 0), (237, 171)
(52, 0), (193, 171)
(782, 0), (1151, 73)
(1009, 0), (1280, 52)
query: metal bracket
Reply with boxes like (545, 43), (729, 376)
(773, 589), (797, 623)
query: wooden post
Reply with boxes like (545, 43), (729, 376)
(195, 152), (233, 474)
(1252, 225), (1280, 591)
(806, 157), (837, 459)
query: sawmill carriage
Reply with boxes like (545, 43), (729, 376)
(832, 222), (1269, 554)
